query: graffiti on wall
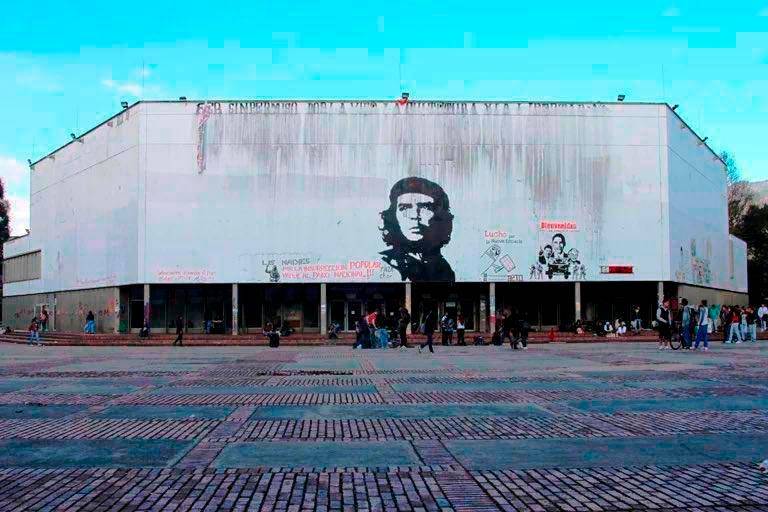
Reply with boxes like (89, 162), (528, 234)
(378, 177), (455, 282)
(531, 232), (587, 280)
(675, 239), (713, 285)
(479, 229), (523, 282)
(157, 270), (216, 283)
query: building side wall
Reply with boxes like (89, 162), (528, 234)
(3, 107), (141, 297)
(142, 101), (668, 285)
(666, 111), (747, 294)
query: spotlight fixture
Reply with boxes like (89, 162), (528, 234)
(401, 92), (409, 100)
(121, 101), (129, 109)
(179, 96), (187, 101)
(702, 137), (708, 142)
(617, 94), (626, 102)
(27, 159), (32, 166)
(672, 104), (679, 111)
(70, 133), (76, 140)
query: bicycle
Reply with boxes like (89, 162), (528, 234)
(669, 321), (692, 351)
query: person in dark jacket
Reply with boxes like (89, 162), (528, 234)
(418, 309), (436, 354)
(354, 316), (370, 349)
(172, 315), (184, 346)
(398, 306), (411, 349)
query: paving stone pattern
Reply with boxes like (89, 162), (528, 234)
(0, 341), (766, 510)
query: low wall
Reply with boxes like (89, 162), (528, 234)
(1, 287), (119, 333)
(675, 284), (749, 307)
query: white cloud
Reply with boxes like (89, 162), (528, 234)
(117, 83), (143, 96)
(6, 195), (30, 236)
(0, 156), (29, 189)
(101, 78), (143, 97)
(662, 6), (681, 16)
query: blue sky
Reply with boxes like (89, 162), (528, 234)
(1, 0), (767, 234)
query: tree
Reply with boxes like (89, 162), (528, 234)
(0, 177), (9, 321)
(721, 151), (755, 233)
(732, 204), (768, 303)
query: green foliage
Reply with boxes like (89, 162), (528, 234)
(0, 177), (9, 260)
(721, 151), (755, 234)
(732, 204), (768, 302)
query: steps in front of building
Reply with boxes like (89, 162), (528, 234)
(0, 329), (719, 347)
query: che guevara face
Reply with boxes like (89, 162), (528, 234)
(395, 193), (436, 243)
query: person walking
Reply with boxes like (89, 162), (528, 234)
(172, 315), (184, 346)
(693, 300), (709, 351)
(656, 300), (671, 350)
(632, 306), (642, 333)
(720, 305), (731, 341)
(740, 307), (750, 342)
(727, 307), (743, 343)
(354, 316), (369, 349)
(418, 309), (436, 354)
(501, 311), (514, 346)
(40, 306), (49, 333)
(709, 304), (720, 333)
(456, 314), (466, 346)
(84, 311), (96, 334)
(680, 299), (693, 349)
(440, 313), (454, 346)
(745, 307), (757, 342)
(758, 303), (768, 332)
(397, 307), (411, 349)
(28, 317), (42, 346)
(516, 313), (530, 350)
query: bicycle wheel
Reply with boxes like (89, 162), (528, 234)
(669, 331), (681, 350)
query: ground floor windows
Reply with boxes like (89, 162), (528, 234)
(118, 281), (662, 334)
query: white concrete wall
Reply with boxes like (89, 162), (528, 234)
(666, 110), (748, 293)
(142, 101), (669, 284)
(3, 107), (141, 296)
(4, 101), (747, 295)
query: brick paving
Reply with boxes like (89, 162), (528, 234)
(0, 341), (765, 510)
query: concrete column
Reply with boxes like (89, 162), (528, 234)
(143, 284), (150, 324)
(232, 283), (239, 335)
(657, 281), (665, 305)
(574, 282), (582, 322)
(320, 283), (327, 336)
(479, 298), (487, 332)
(113, 287), (121, 334)
(404, 282), (412, 333)
(488, 282), (496, 333)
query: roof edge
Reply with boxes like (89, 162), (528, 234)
(31, 99), (720, 167)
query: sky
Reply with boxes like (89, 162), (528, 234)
(1, 0), (767, 235)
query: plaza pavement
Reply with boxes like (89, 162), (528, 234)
(0, 341), (766, 511)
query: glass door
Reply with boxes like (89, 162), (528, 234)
(347, 301), (363, 331)
(330, 301), (346, 331)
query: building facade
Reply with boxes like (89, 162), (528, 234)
(2, 100), (748, 334)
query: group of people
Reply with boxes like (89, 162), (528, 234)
(26, 307), (98, 345)
(352, 307), (412, 351)
(490, 311), (530, 349)
(347, 306), (475, 354)
(655, 299), (766, 350)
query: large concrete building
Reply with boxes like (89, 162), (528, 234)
(2, 100), (748, 334)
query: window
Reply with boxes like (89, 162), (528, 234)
(729, 239), (735, 279)
(3, 251), (41, 283)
